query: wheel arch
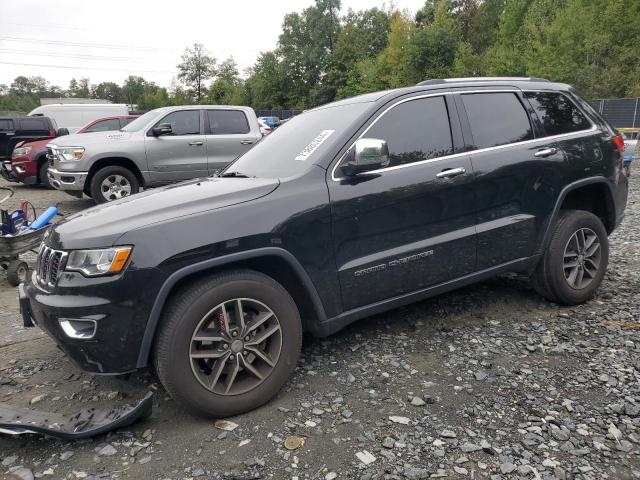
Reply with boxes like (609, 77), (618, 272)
(540, 177), (616, 252)
(135, 247), (327, 368)
(85, 157), (145, 195)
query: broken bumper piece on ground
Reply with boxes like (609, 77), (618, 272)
(0, 392), (153, 439)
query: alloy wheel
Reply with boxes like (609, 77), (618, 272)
(189, 298), (282, 395)
(563, 227), (601, 289)
(100, 174), (131, 201)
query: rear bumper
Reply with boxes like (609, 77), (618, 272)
(48, 168), (88, 191)
(21, 267), (166, 374)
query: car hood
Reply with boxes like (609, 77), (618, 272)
(48, 177), (280, 249)
(48, 130), (133, 148)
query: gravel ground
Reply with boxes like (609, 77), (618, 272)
(0, 176), (638, 480)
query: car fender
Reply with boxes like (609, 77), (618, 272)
(135, 247), (327, 368)
(538, 176), (615, 253)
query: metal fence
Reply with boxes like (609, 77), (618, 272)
(255, 109), (302, 120)
(589, 98), (640, 128)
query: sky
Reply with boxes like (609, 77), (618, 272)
(0, 0), (427, 91)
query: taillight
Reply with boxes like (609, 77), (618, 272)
(613, 134), (624, 152)
(49, 130), (56, 137)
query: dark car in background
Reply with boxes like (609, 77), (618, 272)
(21, 78), (628, 418)
(6, 115), (139, 187)
(1, 116), (61, 181)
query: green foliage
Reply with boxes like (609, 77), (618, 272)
(177, 43), (216, 102)
(2, 0), (639, 113)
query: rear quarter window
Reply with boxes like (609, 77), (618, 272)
(461, 93), (533, 149)
(19, 118), (49, 131)
(524, 92), (592, 136)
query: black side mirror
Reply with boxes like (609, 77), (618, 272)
(56, 128), (69, 137)
(152, 123), (173, 136)
(340, 138), (390, 176)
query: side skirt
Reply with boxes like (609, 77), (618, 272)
(313, 255), (540, 337)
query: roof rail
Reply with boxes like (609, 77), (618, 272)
(417, 77), (550, 86)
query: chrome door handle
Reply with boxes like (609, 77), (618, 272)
(436, 167), (466, 179)
(188, 141), (204, 146)
(240, 140), (254, 145)
(534, 147), (558, 158)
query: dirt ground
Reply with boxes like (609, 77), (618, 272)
(0, 176), (638, 480)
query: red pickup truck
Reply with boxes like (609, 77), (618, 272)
(7, 115), (138, 187)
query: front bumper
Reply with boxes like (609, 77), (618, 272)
(48, 167), (88, 191)
(21, 266), (166, 374)
(1, 161), (18, 182)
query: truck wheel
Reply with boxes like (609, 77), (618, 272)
(532, 210), (608, 305)
(90, 166), (139, 204)
(39, 161), (51, 188)
(154, 270), (302, 418)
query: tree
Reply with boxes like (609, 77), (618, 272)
(68, 77), (91, 98)
(377, 12), (416, 88)
(93, 82), (122, 103)
(177, 43), (216, 102)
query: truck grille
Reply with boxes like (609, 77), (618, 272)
(47, 148), (55, 167)
(37, 246), (67, 286)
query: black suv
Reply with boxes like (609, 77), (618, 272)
(20, 78), (628, 417)
(0, 116), (61, 179)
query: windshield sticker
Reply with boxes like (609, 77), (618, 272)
(295, 130), (335, 161)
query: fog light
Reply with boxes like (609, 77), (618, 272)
(59, 318), (97, 339)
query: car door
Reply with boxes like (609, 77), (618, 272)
(204, 109), (260, 174)
(328, 94), (477, 312)
(455, 90), (566, 270)
(145, 109), (207, 183)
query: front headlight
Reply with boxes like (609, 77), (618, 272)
(57, 146), (85, 161)
(66, 246), (132, 277)
(12, 146), (32, 158)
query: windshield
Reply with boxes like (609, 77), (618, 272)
(120, 109), (162, 132)
(227, 102), (371, 178)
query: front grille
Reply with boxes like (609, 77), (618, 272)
(47, 148), (55, 167)
(37, 245), (67, 286)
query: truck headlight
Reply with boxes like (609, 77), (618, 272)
(12, 146), (32, 158)
(58, 147), (85, 161)
(66, 246), (132, 276)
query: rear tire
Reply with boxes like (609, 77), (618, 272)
(532, 210), (608, 305)
(7, 260), (29, 286)
(154, 270), (302, 418)
(90, 166), (139, 204)
(38, 161), (51, 188)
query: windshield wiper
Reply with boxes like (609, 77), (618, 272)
(218, 171), (252, 178)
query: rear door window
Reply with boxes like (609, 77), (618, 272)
(461, 93), (533, 149)
(84, 118), (121, 132)
(154, 110), (201, 135)
(206, 110), (250, 134)
(18, 118), (49, 132)
(524, 92), (592, 136)
(365, 96), (453, 168)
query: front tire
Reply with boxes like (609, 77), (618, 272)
(38, 161), (51, 188)
(89, 166), (139, 204)
(532, 210), (609, 305)
(154, 270), (302, 418)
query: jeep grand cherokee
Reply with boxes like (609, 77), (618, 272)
(20, 78), (628, 417)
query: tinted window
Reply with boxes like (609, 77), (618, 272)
(207, 110), (250, 134)
(84, 118), (121, 133)
(0, 120), (13, 131)
(19, 118), (49, 131)
(525, 92), (591, 136)
(228, 102), (370, 178)
(462, 93), (533, 149)
(365, 96), (453, 168)
(121, 117), (136, 127)
(155, 110), (200, 135)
